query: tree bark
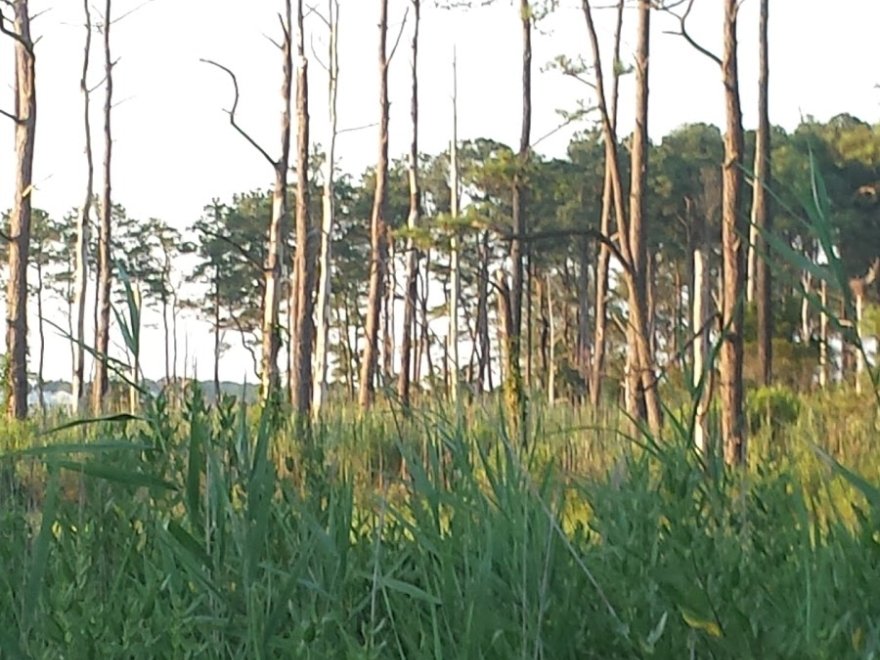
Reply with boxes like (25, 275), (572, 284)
(290, 0), (314, 418)
(692, 191), (712, 458)
(720, 0), (746, 465)
(475, 230), (491, 392)
(313, 0), (340, 416)
(92, 0), (113, 416)
(588, 0), (623, 409)
(73, 0), (93, 415)
(5, 1), (36, 420)
(448, 49), (461, 411)
(358, 0), (390, 410)
(752, 0), (772, 386)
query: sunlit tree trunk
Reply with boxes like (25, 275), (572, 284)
(73, 0), (93, 415)
(92, 0), (113, 415)
(397, 0), (420, 409)
(4, 2), (36, 420)
(692, 201), (712, 458)
(719, 0), (746, 465)
(291, 0), (315, 419)
(589, 0), (623, 410)
(359, 0), (390, 409)
(752, 0), (772, 386)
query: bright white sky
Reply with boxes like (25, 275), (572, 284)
(0, 0), (878, 384)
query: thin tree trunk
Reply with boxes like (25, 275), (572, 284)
(546, 272), (556, 405)
(359, 0), (390, 410)
(819, 278), (828, 388)
(693, 202), (712, 458)
(397, 0), (420, 409)
(213, 263), (221, 400)
(577, 237), (591, 399)
(5, 2), (36, 420)
(92, 0), (113, 415)
(36, 259), (45, 415)
(129, 283), (141, 414)
(73, 0), (93, 415)
(720, 0), (746, 465)
(448, 49), (461, 411)
(589, 0), (623, 409)
(752, 0), (772, 385)
(291, 0), (314, 418)
(313, 0), (340, 417)
(475, 230), (491, 392)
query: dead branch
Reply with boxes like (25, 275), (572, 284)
(0, 7), (34, 56)
(200, 58), (277, 167)
(0, 107), (20, 124)
(660, 0), (722, 66)
(387, 5), (410, 63)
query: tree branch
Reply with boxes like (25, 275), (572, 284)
(660, 0), (722, 67)
(0, 8), (33, 56)
(387, 5), (410, 64)
(200, 58), (278, 167)
(0, 107), (21, 124)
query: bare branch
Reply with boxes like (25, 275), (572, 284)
(387, 5), (410, 63)
(110, 0), (157, 26)
(199, 58), (277, 167)
(0, 107), (20, 124)
(0, 8), (33, 56)
(660, 0), (722, 66)
(337, 121), (379, 135)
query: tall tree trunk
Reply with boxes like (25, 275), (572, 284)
(261, 5), (293, 400)
(546, 272), (556, 405)
(129, 283), (141, 414)
(496, 271), (513, 388)
(358, 0), (390, 410)
(291, 0), (314, 418)
(397, 0), (420, 409)
(92, 0), (113, 415)
(588, 0), (624, 410)
(73, 0), (93, 415)
(503, 0), (531, 429)
(582, 0), (661, 435)
(752, 0), (772, 385)
(448, 49), (461, 411)
(576, 238), (591, 399)
(720, 0), (746, 465)
(819, 278), (828, 388)
(5, 1), (36, 420)
(692, 197), (712, 458)
(313, 0), (340, 417)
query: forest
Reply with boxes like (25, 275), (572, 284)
(2, 0), (880, 657)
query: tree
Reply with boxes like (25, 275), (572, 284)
(313, 0), (340, 417)
(1, 0), (37, 420)
(73, 0), (94, 414)
(581, 0), (661, 434)
(201, 2), (293, 401)
(92, 0), (114, 415)
(750, 0), (772, 386)
(359, 0), (390, 410)
(290, 0), (315, 418)
(398, 0), (420, 410)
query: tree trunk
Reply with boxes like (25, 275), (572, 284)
(720, 0), (747, 465)
(213, 263), (221, 401)
(92, 0), (113, 416)
(448, 49), (461, 411)
(588, 0), (623, 410)
(261, 5), (293, 401)
(129, 283), (141, 414)
(475, 230), (491, 392)
(5, 2), (36, 420)
(819, 278), (828, 388)
(291, 0), (314, 418)
(73, 0), (93, 416)
(313, 0), (340, 416)
(693, 203), (712, 458)
(752, 0), (772, 386)
(358, 0), (390, 410)
(505, 0), (531, 421)
(397, 1), (420, 409)
(496, 271), (513, 388)
(546, 272), (556, 405)
(577, 237), (591, 399)
(36, 259), (45, 415)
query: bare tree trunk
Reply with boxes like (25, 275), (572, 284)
(476, 230), (491, 392)
(854, 279), (865, 395)
(576, 238), (591, 399)
(720, 0), (746, 465)
(313, 0), (340, 417)
(752, 0), (772, 386)
(582, 0), (661, 434)
(291, 0), (314, 418)
(358, 0), (390, 410)
(4, 1), (36, 420)
(588, 0), (623, 409)
(546, 272), (556, 405)
(496, 271), (513, 388)
(504, 0), (531, 422)
(92, 0), (113, 416)
(693, 202), (712, 458)
(73, 0), (93, 415)
(397, 0), (420, 409)
(448, 49), (461, 411)
(129, 283), (141, 414)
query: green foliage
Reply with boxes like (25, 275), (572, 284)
(746, 384), (801, 434)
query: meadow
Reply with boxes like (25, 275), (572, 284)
(1, 382), (879, 659)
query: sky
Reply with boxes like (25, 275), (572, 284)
(0, 0), (878, 384)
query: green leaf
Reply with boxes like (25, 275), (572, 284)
(55, 459), (177, 491)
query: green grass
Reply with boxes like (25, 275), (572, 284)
(1, 385), (880, 658)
